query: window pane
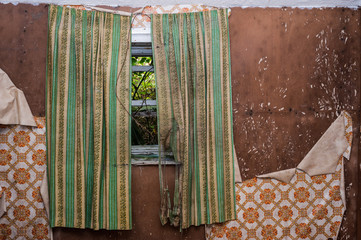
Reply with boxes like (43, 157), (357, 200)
(131, 72), (156, 100)
(131, 55), (157, 146)
(132, 56), (153, 66)
(131, 106), (157, 145)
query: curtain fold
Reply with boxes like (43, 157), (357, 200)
(46, 5), (132, 230)
(151, 9), (236, 229)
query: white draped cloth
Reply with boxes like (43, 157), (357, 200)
(0, 68), (36, 127)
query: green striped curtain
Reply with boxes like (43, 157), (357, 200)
(46, 5), (132, 230)
(151, 9), (236, 229)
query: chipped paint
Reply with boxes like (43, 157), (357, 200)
(230, 8), (359, 238)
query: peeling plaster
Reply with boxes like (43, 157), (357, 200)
(1, 0), (360, 8)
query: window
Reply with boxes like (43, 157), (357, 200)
(131, 43), (156, 146)
(130, 29), (175, 165)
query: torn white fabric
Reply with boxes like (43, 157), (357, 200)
(297, 113), (348, 176)
(234, 147), (242, 183)
(257, 111), (349, 183)
(40, 171), (53, 240)
(0, 68), (36, 127)
(0, 189), (6, 218)
(257, 168), (296, 183)
(40, 171), (50, 219)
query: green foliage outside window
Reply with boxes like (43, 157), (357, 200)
(131, 56), (158, 145)
(131, 57), (156, 100)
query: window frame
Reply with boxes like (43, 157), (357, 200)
(130, 31), (177, 165)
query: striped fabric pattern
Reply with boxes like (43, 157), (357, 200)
(151, 9), (236, 229)
(46, 5), (132, 230)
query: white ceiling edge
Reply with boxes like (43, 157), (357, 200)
(1, 0), (360, 8)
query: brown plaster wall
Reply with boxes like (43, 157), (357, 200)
(0, 3), (360, 239)
(0, 4), (47, 116)
(229, 8), (360, 240)
(54, 166), (204, 240)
